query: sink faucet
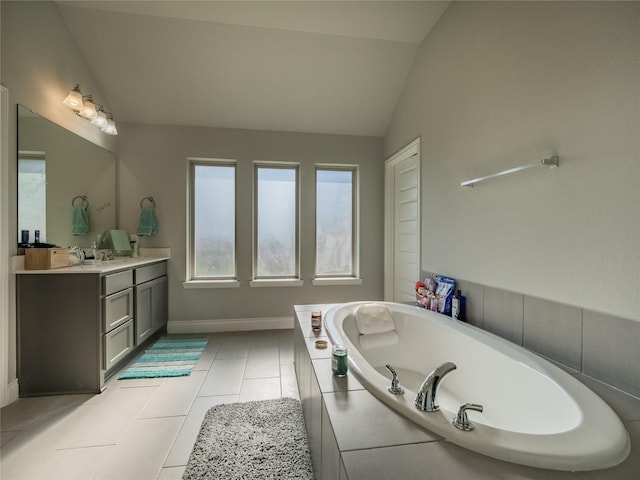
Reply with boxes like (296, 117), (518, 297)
(414, 361), (457, 412)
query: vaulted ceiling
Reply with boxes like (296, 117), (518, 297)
(55, 1), (449, 136)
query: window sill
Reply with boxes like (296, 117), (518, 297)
(312, 277), (363, 286)
(182, 280), (241, 289)
(249, 279), (304, 288)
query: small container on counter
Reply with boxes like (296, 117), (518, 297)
(311, 311), (322, 332)
(332, 344), (348, 377)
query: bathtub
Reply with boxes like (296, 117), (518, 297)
(323, 301), (630, 472)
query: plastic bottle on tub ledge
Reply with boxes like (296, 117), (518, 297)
(452, 290), (466, 321)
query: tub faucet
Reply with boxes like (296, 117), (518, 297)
(414, 361), (457, 412)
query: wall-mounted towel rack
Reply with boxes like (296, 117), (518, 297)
(461, 155), (559, 188)
(140, 196), (155, 209)
(72, 195), (88, 208)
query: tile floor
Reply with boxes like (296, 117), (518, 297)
(0, 330), (298, 480)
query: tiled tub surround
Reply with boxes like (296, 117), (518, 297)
(440, 275), (640, 399)
(294, 305), (640, 480)
(323, 302), (630, 471)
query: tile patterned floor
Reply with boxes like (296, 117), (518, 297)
(0, 330), (298, 480)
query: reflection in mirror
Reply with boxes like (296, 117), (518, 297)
(17, 105), (116, 248)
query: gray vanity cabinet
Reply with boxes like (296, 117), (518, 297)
(17, 259), (168, 397)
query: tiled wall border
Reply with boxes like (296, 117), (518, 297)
(424, 273), (640, 399)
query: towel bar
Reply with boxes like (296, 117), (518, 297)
(461, 155), (558, 188)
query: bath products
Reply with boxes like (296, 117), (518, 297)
(332, 345), (348, 377)
(452, 290), (466, 321)
(435, 275), (456, 316)
(430, 297), (439, 312)
(34, 230), (40, 243)
(311, 311), (322, 332)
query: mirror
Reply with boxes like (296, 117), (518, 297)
(17, 105), (116, 248)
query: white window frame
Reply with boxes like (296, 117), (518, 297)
(250, 161), (302, 287)
(184, 157), (240, 288)
(312, 164), (361, 286)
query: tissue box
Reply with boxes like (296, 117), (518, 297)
(25, 248), (71, 270)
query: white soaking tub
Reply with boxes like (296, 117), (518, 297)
(323, 301), (630, 472)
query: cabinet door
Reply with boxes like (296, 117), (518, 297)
(135, 281), (154, 345)
(152, 275), (168, 332)
(135, 275), (168, 345)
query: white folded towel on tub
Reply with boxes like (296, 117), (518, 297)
(355, 303), (395, 335)
(359, 331), (399, 349)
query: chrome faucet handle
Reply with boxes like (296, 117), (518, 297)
(452, 403), (483, 431)
(385, 364), (404, 395)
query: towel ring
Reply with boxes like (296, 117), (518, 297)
(140, 196), (156, 209)
(72, 195), (89, 208)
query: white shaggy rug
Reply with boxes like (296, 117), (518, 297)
(182, 398), (314, 480)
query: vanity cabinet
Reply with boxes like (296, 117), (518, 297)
(16, 259), (168, 397)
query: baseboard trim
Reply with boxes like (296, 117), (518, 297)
(5, 378), (19, 406)
(167, 316), (293, 334)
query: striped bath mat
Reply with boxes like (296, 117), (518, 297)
(118, 335), (209, 379)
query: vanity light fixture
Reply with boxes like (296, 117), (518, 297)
(63, 84), (117, 135)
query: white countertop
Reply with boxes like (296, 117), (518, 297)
(13, 250), (170, 275)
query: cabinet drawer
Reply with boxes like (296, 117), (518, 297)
(103, 288), (133, 332)
(103, 270), (133, 295)
(104, 320), (134, 371)
(135, 262), (167, 285)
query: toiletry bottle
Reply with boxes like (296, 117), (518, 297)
(452, 290), (466, 321)
(34, 229), (40, 243)
(88, 241), (97, 260)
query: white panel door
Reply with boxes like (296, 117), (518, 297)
(384, 138), (420, 303)
(394, 155), (419, 302)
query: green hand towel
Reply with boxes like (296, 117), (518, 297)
(72, 206), (90, 236)
(137, 207), (157, 236)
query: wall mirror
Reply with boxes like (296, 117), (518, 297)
(17, 105), (117, 248)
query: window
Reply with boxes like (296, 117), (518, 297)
(315, 167), (357, 277)
(254, 164), (299, 278)
(188, 160), (236, 280)
(18, 153), (46, 243)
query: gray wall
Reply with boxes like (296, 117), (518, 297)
(1, 0), (117, 390)
(385, 1), (640, 322)
(116, 123), (384, 321)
